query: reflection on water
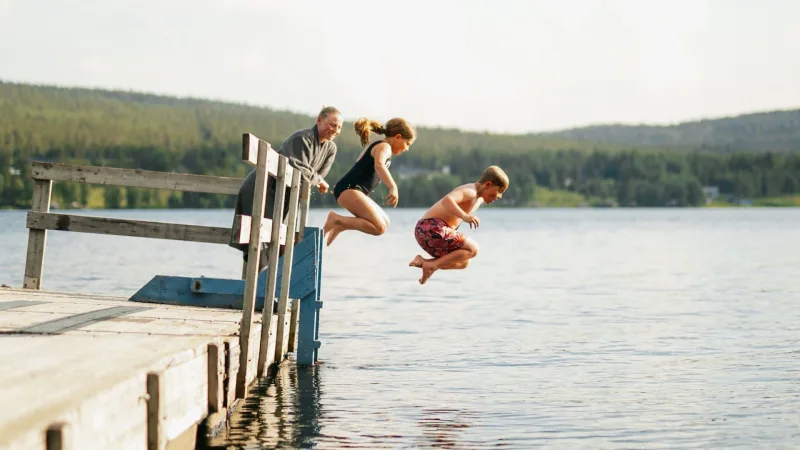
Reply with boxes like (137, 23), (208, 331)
(198, 359), (485, 450)
(199, 360), (323, 449)
(415, 408), (479, 449)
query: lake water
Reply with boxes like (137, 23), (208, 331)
(1, 208), (799, 449)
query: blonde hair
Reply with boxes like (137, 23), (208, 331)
(478, 166), (510, 191)
(318, 105), (341, 120)
(353, 117), (416, 147)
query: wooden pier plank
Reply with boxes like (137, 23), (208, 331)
(31, 161), (243, 196)
(27, 212), (231, 245)
(0, 288), (276, 450)
(0, 334), (209, 450)
(0, 292), (247, 336)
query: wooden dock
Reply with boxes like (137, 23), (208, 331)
(1, 132), (326, 449)
(0, 286), (273, 450)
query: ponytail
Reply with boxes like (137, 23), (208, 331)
(353, 117), (386, 146)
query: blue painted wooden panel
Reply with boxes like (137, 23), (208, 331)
(129, 226), (325, 366)
(129, 228), (321, 309)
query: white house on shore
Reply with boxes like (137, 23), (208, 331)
(703, 186), (720, 204)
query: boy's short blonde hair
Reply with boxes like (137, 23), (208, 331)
(478, 165), (509, 191)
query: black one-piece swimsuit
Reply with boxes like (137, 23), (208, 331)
(332, 140), (391, 199)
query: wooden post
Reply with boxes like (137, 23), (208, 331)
(257, 156), (289, 376)
(274, 169), (301, 363)
(207, 342), (224, 414)
(23, 179), (52, 289)
(236, 136), (271, 399)
(296, 180), (311, 242)
(45, 422), (71, 450)
(288, 180), (311, 352)
(147, 372), (166, 450)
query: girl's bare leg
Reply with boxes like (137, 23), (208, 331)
(323, 189), (390, 246)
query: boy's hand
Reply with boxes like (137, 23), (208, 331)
(318, 179), (329, 194)
(463, 214), (480, 229)
(384, 186), (399, 207)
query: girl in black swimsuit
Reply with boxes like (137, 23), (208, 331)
(324, 117), (416, 246)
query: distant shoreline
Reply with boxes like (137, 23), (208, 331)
(2, 203), (799, 212)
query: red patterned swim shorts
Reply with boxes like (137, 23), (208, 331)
(414, 217), (466, 258)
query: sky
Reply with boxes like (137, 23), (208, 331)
(1, 0), (799, 134)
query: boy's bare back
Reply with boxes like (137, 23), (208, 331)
(420, 183), (484, 229)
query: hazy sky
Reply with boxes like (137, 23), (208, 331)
(1, 0), (799, 133)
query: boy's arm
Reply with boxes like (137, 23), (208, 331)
(441, 187), (480, 228)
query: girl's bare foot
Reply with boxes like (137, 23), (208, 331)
(409, 255), (425, 268)
(323, 212), (343, 246)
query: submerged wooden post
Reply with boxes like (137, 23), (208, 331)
(274, 169), (302, 363)
(23, 179), (52, 289)
(288, 180), (312, 353)
(257, 156), (290, 376)
(236, 134), (271, 399)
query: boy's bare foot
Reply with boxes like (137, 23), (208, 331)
(323, 211), (343, 246)
(419, 262), (437, 284)
(409, 255), (425, 268)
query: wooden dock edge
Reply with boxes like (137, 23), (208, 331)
(1, 317), (278, 450)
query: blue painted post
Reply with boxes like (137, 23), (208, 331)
(296, 225), (324, 365)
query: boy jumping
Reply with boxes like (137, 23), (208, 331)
(409, 165), (509, 284)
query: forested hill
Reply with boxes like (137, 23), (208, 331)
(0, 81), (624, 157)
(541, 109), (800, 152)
(2, 80), (799, 210)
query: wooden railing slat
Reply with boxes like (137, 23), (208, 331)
(31, 162), (243, 195)
(26, 212), (231, 244)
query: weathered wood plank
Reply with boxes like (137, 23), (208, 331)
(296, 180), (311, 242)
(46, 422), (70, 450)
(31, 161), (243, 195)
(237, 137), (270, 399)
(257, 155), (288, 376)
(0, 300), (47, 310)
(0, 334), (210, 450)
(147, 372), (166, 450)
(19, 305), (152, 334)
(237, 322), (265, 400)
(23, 179), (52, 289)
(207, 342), (224, 414)
(289, 183), (310, 354)
(241, 134), (279, 176)
(0, 287), (126, 303)
(27, 212), (232, 245)
(0, 267), (297, 449)
(68, 318), (239, 337)
(229, 214), (288, 245)
(288, 298), (300, 353)
(273, 168), (301, 363)
(161, 353), (208, 442)
(0, 311), (73, 331)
